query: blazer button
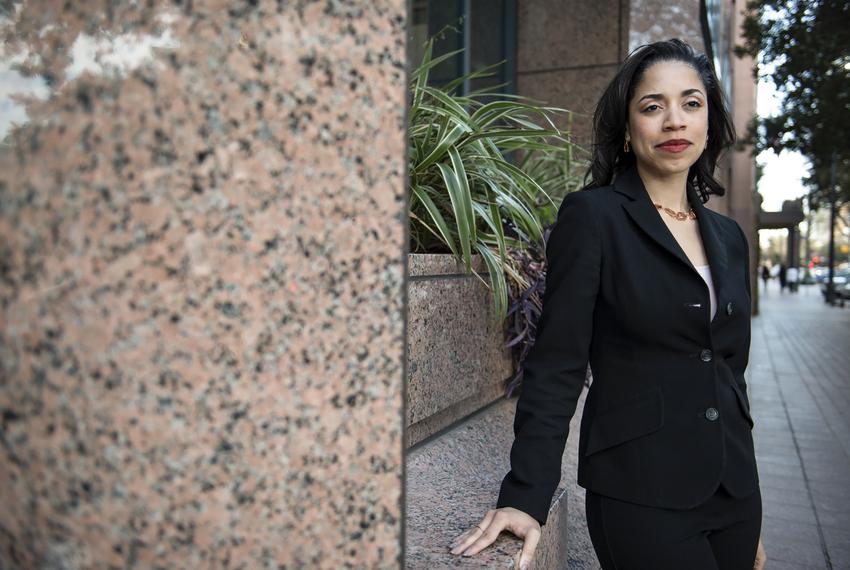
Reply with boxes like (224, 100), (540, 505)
(705, 407), (719, 421)
(726, 301), (733, 316)
(700, 349), (713, 362)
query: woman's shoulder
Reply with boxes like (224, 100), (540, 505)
(558, 184), (620, 212)
(555, 185), (627, 234)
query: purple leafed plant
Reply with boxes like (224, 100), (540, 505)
(503, 227), (548, 398)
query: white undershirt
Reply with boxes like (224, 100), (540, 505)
(694, 264), (717, 320)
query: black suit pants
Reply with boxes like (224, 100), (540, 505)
(586, 481), (762, 569)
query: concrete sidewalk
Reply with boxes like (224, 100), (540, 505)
(750, 283), (850, 569)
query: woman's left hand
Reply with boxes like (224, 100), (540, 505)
(753, 536), (767, 570)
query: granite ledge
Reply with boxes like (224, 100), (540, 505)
(405, 380), (506, 449)
(405, 385), (599, 569)
(408, 253), (487, 278)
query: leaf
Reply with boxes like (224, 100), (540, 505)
(436, 162), (474, 271)
(412, 185), (460, 257)
(476, 243), (508, 326)
(415, 122), (472, 172)
(447, 146), (476, 243)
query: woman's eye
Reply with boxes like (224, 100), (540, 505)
(686, 100), (702, 108)
(642, 104), (660, 112)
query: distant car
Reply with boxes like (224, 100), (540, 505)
(812, 267), (830, 283)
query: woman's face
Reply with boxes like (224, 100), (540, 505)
(625, 60), (709, 179)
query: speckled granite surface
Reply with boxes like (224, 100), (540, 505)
(406, 254), (512, 448)
(0, 2), (406, 568)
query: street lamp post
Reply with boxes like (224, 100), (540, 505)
(825, 151), (837, 305)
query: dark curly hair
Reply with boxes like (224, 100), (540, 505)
(583, 38), (735, 202)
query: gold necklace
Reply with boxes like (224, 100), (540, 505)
(654, 203), (696, 221)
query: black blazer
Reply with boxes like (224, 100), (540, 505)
(496, 164), (758, 526)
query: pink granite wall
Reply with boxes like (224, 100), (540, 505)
(0, 2), (407, 568)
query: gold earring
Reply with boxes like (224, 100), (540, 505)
(624, 139), (630, 153)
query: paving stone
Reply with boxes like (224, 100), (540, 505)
(755, 453), (804, 468)
(758, 460), (806, 479)
(758, 472), (808, 491)
(828, 547), (850, 570)
(761, 497), (818, 525)
(761, 529), (826, 567)
(759, 484), (814, 508)
(760, 560), (821, 570)
(822, 526), (850, 557)
(761, 544), (827, 568)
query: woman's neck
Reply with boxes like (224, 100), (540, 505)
(635, 162), (690, 212)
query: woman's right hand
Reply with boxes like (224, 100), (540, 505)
(448, 507), (542, 569)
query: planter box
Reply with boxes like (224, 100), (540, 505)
(406, 253), (513, 448)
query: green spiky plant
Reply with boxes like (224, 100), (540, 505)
(408, 37), (587, 322)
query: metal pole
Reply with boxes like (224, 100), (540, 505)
(826, 151), (837, 304)
(804, 196), (811, 279)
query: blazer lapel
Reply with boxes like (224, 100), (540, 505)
(613, 165), (728, 303)
(689, 183), (728, 306)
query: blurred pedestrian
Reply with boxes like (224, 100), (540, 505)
(786, 266), (799, 293)
(778, 263), (787, 293)
(761, 264), (770, 292)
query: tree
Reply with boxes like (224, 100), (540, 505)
(737, 0), (850, 209)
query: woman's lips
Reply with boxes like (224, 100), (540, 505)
(656, 140), (692, 153)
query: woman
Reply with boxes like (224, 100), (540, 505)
(448, 39), (767, 569)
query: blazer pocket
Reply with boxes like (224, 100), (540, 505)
(728, 380), (755, 429)
(585, 386), (665, 456)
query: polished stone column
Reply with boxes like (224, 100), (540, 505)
(0, 2), (407, 568)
